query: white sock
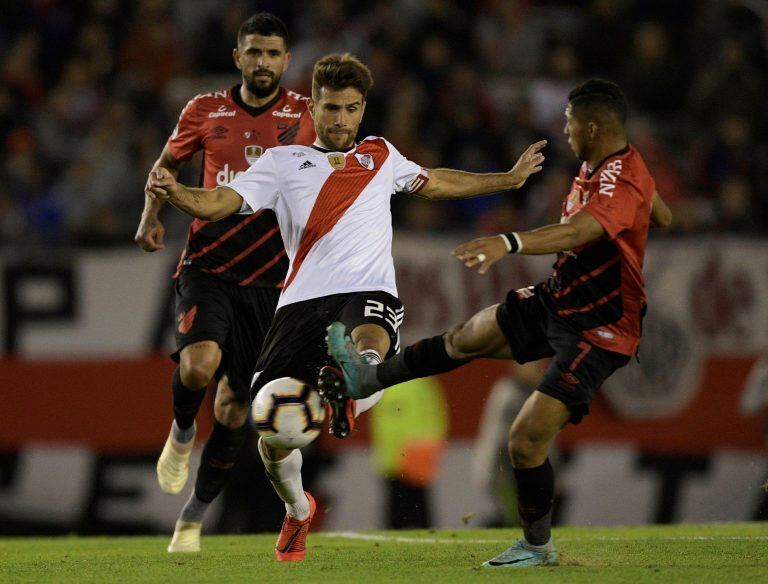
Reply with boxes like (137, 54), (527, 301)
(359, 349), (382, 365)
(257, 438), (310, 520)
(355, 391), (384, 416)
(355, 350), (384, 416)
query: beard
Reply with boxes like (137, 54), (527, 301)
(319, 127), (355, 150)
(244, 71), (280, 98)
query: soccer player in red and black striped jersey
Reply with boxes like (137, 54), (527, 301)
(327, 79), (672, 568)
(134, 13), (314, 553)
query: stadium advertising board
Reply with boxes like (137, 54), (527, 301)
(0, 236), (766, 533)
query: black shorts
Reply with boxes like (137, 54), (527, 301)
(495, 288), (630, 424)
(173, 267), (279, 402)
(250, 291), (404, 399)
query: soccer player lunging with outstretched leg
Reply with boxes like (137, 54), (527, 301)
(327, 79), (672, 568)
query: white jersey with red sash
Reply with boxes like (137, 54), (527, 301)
(227, 137), (429, 309)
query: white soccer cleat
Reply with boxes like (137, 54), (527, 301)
(156, 425), (195, 495)
(167, 520), (202, 553)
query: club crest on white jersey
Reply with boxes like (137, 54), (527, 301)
(355, 153), (374, 170)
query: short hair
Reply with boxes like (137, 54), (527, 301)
(237, 12), (289, 48)
(312, 54), (373, 101)
(568, 79), (628, 126)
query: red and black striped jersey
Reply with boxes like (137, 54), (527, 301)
(539, 145), (655, 356)
(167, 85), (315, 287)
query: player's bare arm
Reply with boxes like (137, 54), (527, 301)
(135, 146), (185, 252)
(147, 168), (243, 221)
(454, 210), (606, 274)
(649, 191), (672, 228)
(417, 140), (547, 200)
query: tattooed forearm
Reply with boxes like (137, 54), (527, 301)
(168, 186), (238, 221)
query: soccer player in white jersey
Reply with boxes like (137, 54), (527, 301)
(147, 53), (546, 561)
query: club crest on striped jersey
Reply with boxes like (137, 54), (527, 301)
(327, 153), (346, 170)
(245, 145), (263, 165)
(355, 153), (374, 170)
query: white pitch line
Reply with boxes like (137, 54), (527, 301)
(321, 532), (498, 544)
(321, 532), (768, 544)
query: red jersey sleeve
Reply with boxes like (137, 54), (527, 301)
(581, 173), (645, 240)
(167, 98), (203, 161)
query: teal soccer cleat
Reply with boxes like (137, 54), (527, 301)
(325, 322), (370, 399)
(482, 540), (559, 568)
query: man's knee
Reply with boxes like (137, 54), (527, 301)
(508, 425), (550, 469)
(508, 416), (557, 468)
(179, 359), (218, 390)
(179, 346), (220, 390)
(444, 305), (504, 361)
(351, 323), (390, 357)
(507, 390), (571, 468)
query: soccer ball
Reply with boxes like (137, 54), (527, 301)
(252, 377), (326, 449)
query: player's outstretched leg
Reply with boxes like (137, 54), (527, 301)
(258, 438), (316, 561)
(326, 321), (472, 398)
(157, 368), (204, 494)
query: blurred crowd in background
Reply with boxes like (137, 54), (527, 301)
(1, 0), (766, 249)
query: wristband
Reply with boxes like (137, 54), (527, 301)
(500, 232), (523, 254)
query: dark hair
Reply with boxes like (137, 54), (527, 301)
(568, 78), (628, 125)
(237, 12), (289, 48)
(312, 53), (374, 100)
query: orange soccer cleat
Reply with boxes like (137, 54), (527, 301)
(275, 492), (317, 561)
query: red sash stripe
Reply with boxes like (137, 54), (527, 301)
(283, 139), (390, 290)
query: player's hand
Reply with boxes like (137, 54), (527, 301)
(134, 215), (166, 252)
(509, 140), (547, 188)
(147, 167), (179, 201)
(453, 235), (509, 275)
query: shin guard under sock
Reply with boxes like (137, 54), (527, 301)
(179, 492), (209, 523)
(193, 421), (247, 503)
(258, 439), (309, 520)
(172, 368), (207, 430)
(376, 334), (466, 388)
(514, 459), (555, 546)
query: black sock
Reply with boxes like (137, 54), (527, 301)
(172, 368), (207, 430)
(194, 421), (247, 503)
(375, 334), (466, 389)
(514, 459), (554, 546)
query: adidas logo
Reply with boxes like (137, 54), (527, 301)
(298, 160), (316, 170)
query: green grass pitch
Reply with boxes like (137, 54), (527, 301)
(2, 524), (767, 583)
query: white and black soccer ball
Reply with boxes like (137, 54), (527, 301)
(252, 377), (325, 449)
